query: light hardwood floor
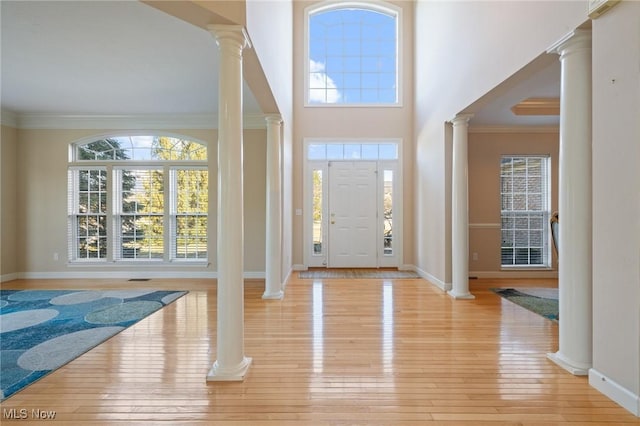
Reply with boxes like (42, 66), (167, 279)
(1, 275), (638, 425)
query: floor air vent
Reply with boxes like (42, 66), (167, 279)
(128, 278), (150, 281)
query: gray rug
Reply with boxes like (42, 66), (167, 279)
(491, 287), (558, 322)
(299, 269), (419, 279)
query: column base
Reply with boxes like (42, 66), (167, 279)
(206, 356), (252, 381)
(547, 351), (590, 376)
(262, 290), (284, 300)
(447, 290), (475, 300)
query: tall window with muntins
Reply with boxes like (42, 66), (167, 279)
(383, 169), (393, 255)
(500, 156), (551, 267)
(306, 2), (399, 105)
(68, 136), (208, 263)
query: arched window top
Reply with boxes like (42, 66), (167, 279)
(74, 135), (207, 161)
(305, 1), (401, 106)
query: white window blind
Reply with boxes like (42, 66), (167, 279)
(68, 136), (208, 263)
(500, 156), (551, 267)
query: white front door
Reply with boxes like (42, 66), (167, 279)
(328, 161), (378, 267)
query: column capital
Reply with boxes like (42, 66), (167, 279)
(264, 114), (283, 126)
(451, 113), (473, 126)
(547, 29), (591, 57)
(207, 24), (252, 50)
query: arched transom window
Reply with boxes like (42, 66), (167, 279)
(305, 1), (400, 106)
(68, 135), (208, 263)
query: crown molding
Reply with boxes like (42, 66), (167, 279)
(469, 125), (559, 134)
(511, 97), (560, 116)
(1, 109), (18, 128)
(5, 113), (267, 130)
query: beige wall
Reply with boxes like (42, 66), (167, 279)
(246, 0), (294, 281)
(591, 0), (640, 406)
(1, 125), (19, 279)
(414, 0), (587, 286)
(292, 0), (415, 267)
(468, 131), (559, 276)
(10, 127), (267, 278)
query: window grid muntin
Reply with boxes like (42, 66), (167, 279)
(307, 142), (398, 160)
(68, 167), (108, 260)
(307, 3), (399, 105)
(68, 136), (208, 263)
(383, 169), (393, 255)
(500, 156), (550, 267)
(170, 168), (209, 260)
(312, 169), (324, 256)
(75, 136), (207, 162)
(116, 168), (165, 260)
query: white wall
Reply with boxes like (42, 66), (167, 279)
(590, 0), (640, 414)
(414, 0), (587, 285)
(246, 0), (295, 281)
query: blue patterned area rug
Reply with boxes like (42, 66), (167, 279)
(491, 287), (559, 322)
(0, 289), (187, 401)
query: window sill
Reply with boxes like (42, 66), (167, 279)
(500, 265), (553, 271)
(304, 102), (403, 108)
(68, 260), (209, 267)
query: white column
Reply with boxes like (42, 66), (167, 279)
(449, 114), (475, 300)
(206, 25), (252, 381)
(547, 29), (592, 375)
(263, 114), (284, 299)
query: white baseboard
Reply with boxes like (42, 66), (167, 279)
(589, 368), (640, 416)
(469, 270), (558, 279)
(14, 271), (265, 280)
(282, 267), (293, 291)
(412, 265), (451, 292)
(243, 271), (266, 280)
(1, 272), (19, 283)
(292, 264), (307, 271)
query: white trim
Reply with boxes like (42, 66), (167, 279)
(469, 222), (501, 229)
(469, 270), (558, 279)
(469, 126), (559, 134)
(0, 273), (19, 283)
(398, 264), (414, 272)
(9, 113), (267, 130)
(413, 265), (451, 292)
(302, 139), (402, 269)
(1, 109), (18, 127)
(244, 271), (266, 280)
(589, 368), (640, 416)
(303, 1), (403, 107)
(14, 271), (264, 280)
(292, 264), (308, 271)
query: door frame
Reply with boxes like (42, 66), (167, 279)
(303, 139), (403, 268)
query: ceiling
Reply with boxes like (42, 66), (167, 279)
(1, 0), (262, 116)
(1, 1), (559, 128)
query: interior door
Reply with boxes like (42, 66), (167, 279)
(328, 161), (378, 267)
